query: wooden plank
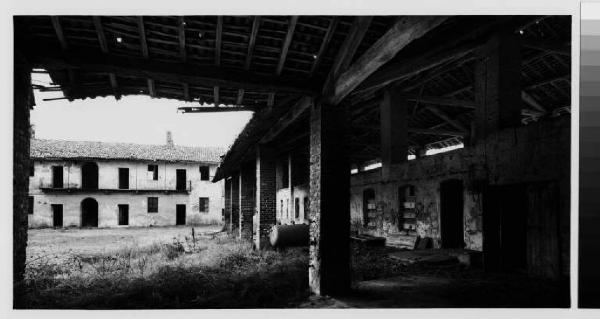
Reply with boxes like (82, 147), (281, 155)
(178, 16), (187, 62)
(322, 16), (373, 94)
(310, 17), (339, 76)
(137, 17), (149, 59)
(215, 16), (223, 67)
(260, 96), (312, 143)
(275, 16), (298, 75)
(92, 16), (109, 53)
(245, 16), (261, 70)
(50, 16), (68, 51)
(329, 16), (448, 105)
(27, 48), (318, 95)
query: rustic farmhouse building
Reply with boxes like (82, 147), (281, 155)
(28, 138), (226, 228)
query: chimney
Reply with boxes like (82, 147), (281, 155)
(166, 131), (174, 147)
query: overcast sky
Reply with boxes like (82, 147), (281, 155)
(30, 73), (253, 148)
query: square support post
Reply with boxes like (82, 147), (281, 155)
(255, 145), (277, 249)
(309, 100), (351, 296)
(224, 178), (232, 232)
(239, 162), (255, 241)
(473, 31), (522, 143)
(380, 87), (408, 179)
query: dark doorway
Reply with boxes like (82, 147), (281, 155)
(118, 204), (129, 226)
(82, 162), (99, 189)
(51, 204), (63, 227)
(52, 166), (63, 188)
(81, 197), (99, 227)
(483, 184), (528, 272)
(176, 204), (186, 225)
(440, 179), (464, 249)
(176, 169), (187, 191)
(118, 168), (129, 189)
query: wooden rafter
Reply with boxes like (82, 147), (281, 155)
(93, 16), (120, 100)
(50, 16), (68, 51)
(214, 16), (223, 105)
(136, 17), (154, 98)
(177, 16), (188, 101)
(310, 17), (339, 77)
(275, 16), (298, 75)
(26, 48), (318, 95)
(329, 16), (449, 105)
(238, 16), (261, 105)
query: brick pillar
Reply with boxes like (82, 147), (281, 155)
(239, 162), (255, 241)
(473, 31), (522, 143)
(14, 53), (32, 289)
(231, 171), (240, 235)
(309, 100), (351, 296)
(224, 178), (232, 232)
(255, 145), (276, 249)
(380, 87), (408, 179)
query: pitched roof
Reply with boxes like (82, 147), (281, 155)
(30, 139), (227, 164)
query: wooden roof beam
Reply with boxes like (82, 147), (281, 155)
(93, 16), (120, 100)
(136, 17), (153, 97)
(214, 86), (220, 105)
(328, 16), (449, 105)
(179, 106), (255, 113)
(26, 48), (318, 95)
(238, 16), (262, 105)
(260, 96), (312, 143)
(50, 16), (68, 51)
(310, 17), (339, 77)
(405, 95), (477, 109)
(322, 16), (373, 95)
(215, 16), (223, 67)
(275, 16), (298, 75)
(178, 16), (187, 62)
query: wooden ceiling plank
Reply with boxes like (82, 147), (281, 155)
(137, 17), (149, 59)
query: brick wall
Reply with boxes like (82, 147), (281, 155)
(255, 145), (276, 249)
(231, 171), (240, 234)
(14, 55), (32, 293)
(239, 162), (255, 241)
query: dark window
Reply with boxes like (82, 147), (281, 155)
(28, 196), (34, 215)
(148, 197), (158, 213)
(303, 197), (309, 219)
(176, 169), (187, 191)
(148, 164), (159, 180)
(199, 197), (209, 213)
(200, 166), (210, 181)
(118, 168), (129, 189)
(29, 164), (34, 177)
(52, 166), (63, 188)
(81, 162), (99, 189)
(295, 197), (300, 219)
(118, 204), (129, 225)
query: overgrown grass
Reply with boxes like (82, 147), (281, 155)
(17, 231), (309, 309)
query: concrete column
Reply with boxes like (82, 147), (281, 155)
(231, 171), (240, 234)
(309, 100), (351, 296)
(239, 162), (255, 241)
(224, 178), (232, 232)
(14, 53), (32, 290)
(255, 145), (277, 249)
(473, 31), (522, 143)
(380, 87), (408, 179)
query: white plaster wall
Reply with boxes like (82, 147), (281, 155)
(275, 184), (309, 225)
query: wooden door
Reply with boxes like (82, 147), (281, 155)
(176, 204), (186, 225)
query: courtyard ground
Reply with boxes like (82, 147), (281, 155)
(17, 226), (569, 308)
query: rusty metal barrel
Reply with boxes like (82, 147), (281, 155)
(269, 224), (309, 247)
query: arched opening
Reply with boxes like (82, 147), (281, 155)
(81, 197), (99, 227)
(81, 162), (99, 189)
(440, 179), (464, 249)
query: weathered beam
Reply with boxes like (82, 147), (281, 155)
(424, 105), (468, 132)
(26, 48), (318, 95)
(523, 39), (570, 56)
(310, 17), (339, 77)
(275, 16), (298, 75)
(178, 16), (187, 62)
(179, 106), (255, 113)
(521, 90), (546, 113)
(93, 16), (120, 100)
(214, 86), (220, 105)
(322, 16), (373, 94)
(245, 16), (261, 70)
(260, 96), (311, 143)
(137, 17), (149, 59)
(408, 127), (465, 137)
(147, 78), (155, 97)
(50, 16), (68, 51)
(328, 16), (449, 105)
(405, 95), (477, 109)
(236, 88), (245, 105)
(183, 83), (190, 101)
(215, 16), (223, 67)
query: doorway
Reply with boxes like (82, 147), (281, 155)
(51, 204), (63, 227)
(440, 179), (464, 249)
(483, 184), (528, 272)
(118, 204), (129, 226)
(176, 204), (186, 225)
(82, 162), (99, 189)
(176, 169), (187, 191)
(81, 197), (98, 227)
